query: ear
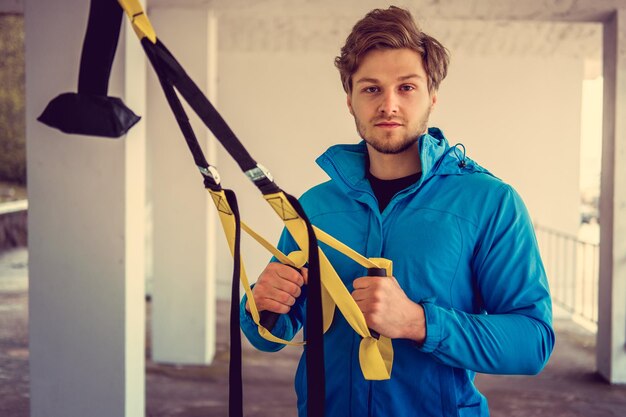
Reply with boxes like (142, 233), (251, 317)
(430, 92), (438, 111)
(347, 94), (354, 116)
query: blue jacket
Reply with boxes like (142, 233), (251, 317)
(240, 128), (555, 417)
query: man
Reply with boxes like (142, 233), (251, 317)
(240, 6), (554, 417)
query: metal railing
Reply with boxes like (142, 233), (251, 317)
(535, 224), (599, 329)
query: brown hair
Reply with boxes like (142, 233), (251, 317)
(335, 6), (449, 94)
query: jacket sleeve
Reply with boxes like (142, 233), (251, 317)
(418, 184), (555, 375)
(239, 227), (307, 352)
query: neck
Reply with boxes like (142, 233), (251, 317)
(367, 142), (422, 180)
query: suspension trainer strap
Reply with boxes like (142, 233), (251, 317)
(146, 40), (308, 346)
(139, 4), (391, 381)
(211, 189), (308, 346)
(144, 52), (320, 417)
(149, 40), (261, 175)
(144, 45), (244, 417)
(143, 43), (211, 172)
(226, 189), (244, 417)
(285, 193), (325, 417)
(135, 16), (326, 415)
(120, 0), (395, 413)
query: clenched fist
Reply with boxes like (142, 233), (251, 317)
(352, 275), (426, 343)
(246, 262), (308, 315)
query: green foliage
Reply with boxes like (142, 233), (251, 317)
(0, 14), (26, 186)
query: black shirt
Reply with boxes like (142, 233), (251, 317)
(367, 170), (422, 212)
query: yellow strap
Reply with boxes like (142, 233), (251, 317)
(264, 192), (393, 380)
(241, 221), (296, 266)
(209, 188), (393, 379)
(313, 225), (380, 270)
(208, 189), (303, 346)
(240, 221), (337, 334)
(118, 0), (157, 43)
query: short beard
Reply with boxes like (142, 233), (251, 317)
(356, 116), (429, 155)
(364, 131), (421, 154)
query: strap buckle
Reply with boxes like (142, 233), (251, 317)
(245, 163), (274, 183)
(199, 165), (221, 185)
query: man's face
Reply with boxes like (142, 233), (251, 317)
(347, 48), (437, 155)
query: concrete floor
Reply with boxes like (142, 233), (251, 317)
(1, 247), (625, 416)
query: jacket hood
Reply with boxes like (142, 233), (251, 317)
(316, 127), (491, 201)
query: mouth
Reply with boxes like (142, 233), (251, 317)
(374, 122), (403, 129)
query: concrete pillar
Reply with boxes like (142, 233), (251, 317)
(597, 8), (626, 384)
(26, 1), (146, 416)
(147, 7), (218, 364)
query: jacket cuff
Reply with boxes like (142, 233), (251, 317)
(240, 293), (259, 332)
(239, 292), (289, 342)
(418, 298), (442, 353)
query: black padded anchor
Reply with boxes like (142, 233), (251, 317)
(38, 0), (140, 138)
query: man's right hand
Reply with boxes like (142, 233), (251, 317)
(245, 263), (308, 314)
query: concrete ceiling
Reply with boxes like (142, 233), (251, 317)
(2, 0), (624, 21)
(0, 0), (604, 64)
(148, 1), (605, 63)
(216, 12), (601, 62)
(149, 0), (624, 22)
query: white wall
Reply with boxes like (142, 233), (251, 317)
(431, 54), (583, 233)
(211, 17), (588, 297)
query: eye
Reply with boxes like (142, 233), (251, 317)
(363, 86), (380, 94)
(399, 84), (415, 92)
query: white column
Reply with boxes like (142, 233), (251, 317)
(597, 8), (626, 384)
(26, 1), (146, 416)
(147, 7), (218, 364)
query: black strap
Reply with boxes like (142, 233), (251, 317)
(145, 41), (245, 416)
(145, 37), (325, 417)
(144, 39), (260, 175)
(143, 41), (212, 177)
(77, 0), (123, 95)
(285, 194), (325, 417)
(143, 37), (326, 417)
(226, 189), (244, 417)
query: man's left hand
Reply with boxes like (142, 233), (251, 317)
(352, 275), (426, 343)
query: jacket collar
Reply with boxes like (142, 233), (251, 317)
(315, 127), (490, 207)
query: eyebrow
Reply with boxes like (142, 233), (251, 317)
(354, 74), (423, 85)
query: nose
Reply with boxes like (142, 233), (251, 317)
(378, 90), (399, 115)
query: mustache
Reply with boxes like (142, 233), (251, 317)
(372, 116), (405, 124)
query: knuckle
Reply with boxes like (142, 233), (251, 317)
(371, 301), (382, 314)
(279, 292), (291, 304)
(289, 283), (301, 297)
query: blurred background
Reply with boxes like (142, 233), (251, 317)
(2, 1), (625, 416)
